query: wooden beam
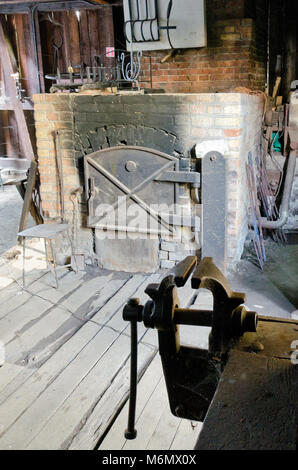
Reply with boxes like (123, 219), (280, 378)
(16, 180), (43, 226)
(31, 8), (45, 93)
(14, 14), (40, 96)
(0, 2), (118, 15)
(88, 0), (110, 4)
(0, 97), (34, 110)
(0, 16), (34, 160)
(0, 0), (111, 4)
(0, 1), (65, 5)
(17, 159), (39, 238)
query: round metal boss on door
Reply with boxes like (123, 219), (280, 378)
(125, 160), (137, 172)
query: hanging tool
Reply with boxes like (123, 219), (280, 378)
(70, 187), (85, 272)
(52, 33), (63, 83)
(246, 153), (266, 269)
(55, 130), (65, 222)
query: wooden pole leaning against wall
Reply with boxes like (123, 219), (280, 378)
(0, 14), (35, 161)
(0, 15), (43, 233)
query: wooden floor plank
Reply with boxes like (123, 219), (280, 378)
(0, 269), (80, 320)
(60, 272), (115, 314)
(100, 279), (205, 451)
(0, 329), (118, 450)
(90, 274), (146, 326)
(68, 347), (157, 450)
(122, 374), (171, 450)
(0, 363), (26, 394)
(0, 285), (31, 319)
(0, 322), (111, 447)
(170, 419), (202, 450)
(0, 240), (47, 288)
(0, 255), (46, 285)
(99, 354), (163, 450)
(107, 274), (162, 337)
(0, 296), (53, 345)
(145, 403), (183, 450)
(27, 339), (156, 450)
(5, 306), (83, 366)
(0, 272), (112, 345)
(28, 270), (86, 304)
(70, 275), (131, 322)
(0, 272), (51, 320)
(0, 367), (34, 409)
(0, 240), (206, 451)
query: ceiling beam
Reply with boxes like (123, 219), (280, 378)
(0, 16), (35, 160)
(0, 1), (121, 14)
(0, 0), (112, 3)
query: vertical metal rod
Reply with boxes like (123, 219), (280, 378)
(55, 131), (65, 222)
(49, 239), (59, 289)
(124, 320), (138, 440)
(44, 238), (49, 270)
(92, 66), (97, 83)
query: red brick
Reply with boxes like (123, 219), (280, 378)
(224, 129), (242, 137)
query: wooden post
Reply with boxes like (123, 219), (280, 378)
(0, 15), (35, 160)
(17, 159), (40, 240)
(15, 13), (40, 96)
(32, 7), (45, 93)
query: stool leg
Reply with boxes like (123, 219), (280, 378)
(44, 239), (50, 270)
(49, 239), (59, 289)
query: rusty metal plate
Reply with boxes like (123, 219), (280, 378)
(84, 146), (179, 234)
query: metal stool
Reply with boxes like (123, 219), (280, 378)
(18, 223), (74, 289)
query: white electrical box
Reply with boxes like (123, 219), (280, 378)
(123, 0), (206, 51)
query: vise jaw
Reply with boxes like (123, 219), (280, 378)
(122, 256), (258, 437)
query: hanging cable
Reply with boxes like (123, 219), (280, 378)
(166, 0), (174, 49)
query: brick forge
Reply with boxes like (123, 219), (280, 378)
(33, 92), (264, 272)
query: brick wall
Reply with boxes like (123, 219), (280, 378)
(33, 91), (264, 269)
(139, 0), (268, 94)
(33, 93), (94, 264)
(224, 93), (264, 261)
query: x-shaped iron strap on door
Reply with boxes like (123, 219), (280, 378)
(88, 156), (176, 234)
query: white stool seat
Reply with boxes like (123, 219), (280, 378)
(18, 223), (73, 288)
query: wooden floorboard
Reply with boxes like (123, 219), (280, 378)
(0, 321), (100, 435)
(1, 270), (130, 366)
(0, 270), (85, 344)
(90, 274), (146, 326)
(0, 326), (121, 449)
(0, 363), (27, 394)
(0, 240), (47, 291)
(27, 339), (156, 450)
(100, 354), (202, 451)
(0, 249), (158, 450)
(106, 274), (163, 344)
(0, 240), (203, 450)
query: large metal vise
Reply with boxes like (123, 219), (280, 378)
(122, 255), (258, 438)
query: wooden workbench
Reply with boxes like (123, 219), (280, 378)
(196, 316), (298, 450)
